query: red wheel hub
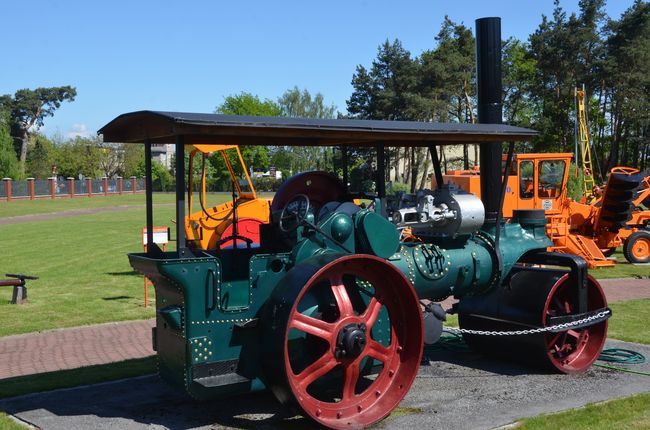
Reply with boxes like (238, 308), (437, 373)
(281, 255), (423, 429)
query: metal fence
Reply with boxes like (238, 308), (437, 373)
(1, 177), (146, 201)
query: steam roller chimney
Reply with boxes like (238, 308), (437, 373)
(476, 17), (503, 224)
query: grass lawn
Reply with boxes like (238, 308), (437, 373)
(0, 193), (231, 336)
(0, 413), (23, 430)
(590, 251), (650, 279)
(517, 391), (650, 429)
(608, 299), (650, 344)
(0, 193), (176, 218)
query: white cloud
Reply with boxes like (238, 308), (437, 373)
(66, 123), (92, 139)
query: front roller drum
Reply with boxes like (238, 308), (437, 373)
(459, 271), (608, 374)
(261, 254), (423, 429)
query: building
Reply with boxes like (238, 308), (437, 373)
(151, 144), (175, 169)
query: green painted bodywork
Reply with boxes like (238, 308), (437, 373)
(128, 206), (552, 399)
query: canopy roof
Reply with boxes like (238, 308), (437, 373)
(98, 111), (537, 147)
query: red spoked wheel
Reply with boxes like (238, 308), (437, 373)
(262, 254), (423, 429)
(543, 274), (608, 373)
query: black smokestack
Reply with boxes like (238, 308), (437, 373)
(476, 17), (502, 223)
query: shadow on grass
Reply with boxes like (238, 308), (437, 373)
(101, 296), (134, 301)
(106, 271), (141, 277)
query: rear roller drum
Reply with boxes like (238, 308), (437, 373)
(261, 254), (423, 429)
(459, 272), (608, 374)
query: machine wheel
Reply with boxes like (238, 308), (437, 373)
(623, 230), (650, 264)
(261, 254), (423, 429)
(459, 272), (607, 374)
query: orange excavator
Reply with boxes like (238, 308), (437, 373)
(442, 153), (650, 268)
(184, 144), (271, 250)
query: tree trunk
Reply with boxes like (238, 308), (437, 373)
(385, 147), (391, 183)
(418, 150), (430, 190)
(440, 146), (448, 173)
(463, 144), (469, 170)
(410, 147), (417, 193)
(404, 147), (411, 185)
(19, 129), (28, 177)
(621, 126), (629, 167)
(631, 127), (640, 169)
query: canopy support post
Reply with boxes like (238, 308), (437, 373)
(341, 145), (349, 192)
(429, 145), (444, 190)
(376, 144), (386, 198)
(175, 135), (191, 258)
(144, 141), (161, 255)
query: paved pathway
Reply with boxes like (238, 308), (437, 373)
(0, 320), (154, 379)
(0, 278), (648, 381)
(599, 277), (650, 301)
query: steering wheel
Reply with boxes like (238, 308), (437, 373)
(279, 194), (311, 232)
(611, 166), (640, 175)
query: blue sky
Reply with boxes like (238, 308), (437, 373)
(0, 0), (632, 140)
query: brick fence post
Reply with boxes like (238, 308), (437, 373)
(49, 177), (56, 199)
(117, 176), (123, 195)
(87, 178), (92, 197)
(103, 177), (108, 196)
(68, 178), (74, 198)
(131, 176), (137, 194)
(27, 178), (35, 200)
(2, 178), (11, 202)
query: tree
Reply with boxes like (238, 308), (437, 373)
(278, 86), (337, 118)
(216, 92), (282, 117)
(1, 86), (76, 176)
(97, 142), (124, 178)
(276, 87), (338, 174)
(347, 39), (422, 120)
(0, 107), (19, 179)
(122, 144), (144, 178)
(347, 39), (424, 191)
(26, 134), (56, 179)
(527, 0), (607, 152)
(602, 0), (650, 170)
(502, 38), (537, 129)
(54, 136), (101, 179)
(213, 93), (278, 184)
(420, 17), (476, 170)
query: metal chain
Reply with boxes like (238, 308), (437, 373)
(445, 309), (611, 337)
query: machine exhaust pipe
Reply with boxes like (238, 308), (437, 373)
(476, 17), (503, 224)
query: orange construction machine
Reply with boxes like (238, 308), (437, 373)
(442, 153), (650, 268)
(185, 144), (271, 250)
